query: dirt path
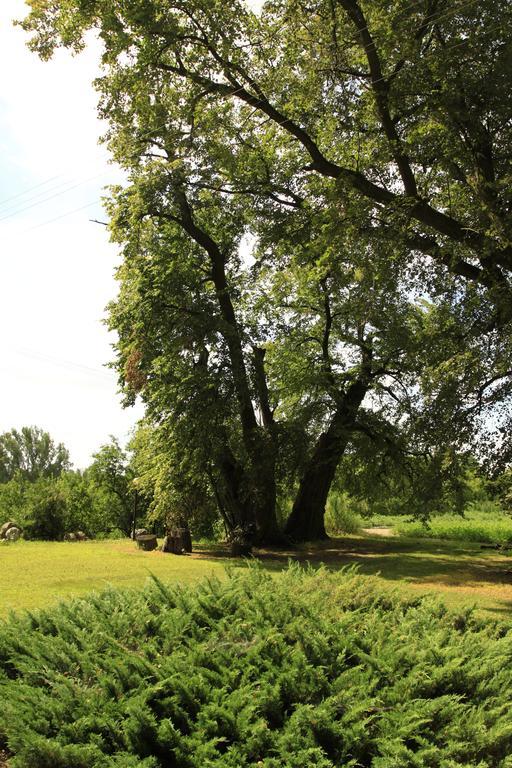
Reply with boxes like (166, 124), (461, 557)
(361, 526), (396, 537)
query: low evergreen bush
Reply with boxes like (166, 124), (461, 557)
(1, 565), (512, 767)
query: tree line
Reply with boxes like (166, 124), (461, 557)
(0, 427), (144, 540)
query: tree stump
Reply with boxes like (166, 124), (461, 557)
(136, 533), (158, 551)
(161, 534), (183, 554)
(173, 527), (192, 553)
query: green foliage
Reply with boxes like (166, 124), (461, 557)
(0, 443), (146, 540)
(18, 0), (512, 540)
(324, 492), (363, 535)
(487, 469), (512, 512)
(87, 438), (142, 537)
(129, 422), (218, 539)
(335, 450), (492, 522)
(21, 478), (68, 540)
(394, 505), (512, 545)
(2, 566), (512, 766)
(0, 426), (70, 483)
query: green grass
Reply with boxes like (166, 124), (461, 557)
(0, 539), (230, 617)
(389, 505), (512, 545)
(2, 566), (512, 767)
(3, 534), (512, 621)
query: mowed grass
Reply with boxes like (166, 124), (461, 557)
(0, 539), (231, 617)
(2, 534), (512, 621)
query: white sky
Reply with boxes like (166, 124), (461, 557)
(0, 0), (144, 468)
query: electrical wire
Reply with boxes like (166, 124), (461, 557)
(11, 346), (115, 380)
(0, 174), (63, 209)
(25, 201), (100, 232)
(0, 172), (109, 223)
(6, 9), (503, 235)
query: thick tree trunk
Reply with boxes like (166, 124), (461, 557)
(249, 439), (281, 544)
(285, 379), (368, 542)
(175, 188), (281, 543)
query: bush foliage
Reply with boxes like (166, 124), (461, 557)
(1, 566), (512, 767)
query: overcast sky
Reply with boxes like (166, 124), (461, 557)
(0, 0), (144, 468)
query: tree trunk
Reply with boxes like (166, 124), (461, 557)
(174, 187), (280, 543)
(249, 437), (281, 544)
(285, 379), (368, 542)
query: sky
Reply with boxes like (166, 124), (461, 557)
(0, 0), (144, 468)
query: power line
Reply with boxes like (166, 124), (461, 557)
(0, 174), (63, 209)
(25, 201), (100, 232)
(0, 176), (88, 216)
(0, 172), (108, 223)
(11, 346), (115, 380)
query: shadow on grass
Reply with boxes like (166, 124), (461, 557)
(192, 535), (512, 619)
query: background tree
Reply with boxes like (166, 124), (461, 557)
(88, 438), (142, 537)
(0, 426), (70, 483)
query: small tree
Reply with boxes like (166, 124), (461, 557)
(88, 438), (140, 537)
(23, 478), (68, 540)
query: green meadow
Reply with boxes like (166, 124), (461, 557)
(2, 531), (512, 621)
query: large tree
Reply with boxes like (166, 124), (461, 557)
(21, 0), (512, 319)
(20, 0), (512, 542)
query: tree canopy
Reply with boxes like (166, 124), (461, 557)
(20, 0), (512, 543)
(0, 426), (70, 483)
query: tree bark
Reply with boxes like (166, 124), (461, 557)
(172, 186), (280, 543)
(285, 379), (368, 542)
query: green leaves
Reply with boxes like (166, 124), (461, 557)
(19, 0), (512, 536)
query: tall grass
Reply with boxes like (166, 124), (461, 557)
(394, 503), (512, 544)
(325, 492), (363, 535)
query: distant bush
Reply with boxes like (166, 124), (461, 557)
(22, 479), (68, 540)
(0, 469), (146, 541)
(325, 492), (363, 534)
(2, 566), (512, 767)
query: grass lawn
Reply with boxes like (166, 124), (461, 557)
(2, 534), (512, 621)
(0, 539), (231, 617)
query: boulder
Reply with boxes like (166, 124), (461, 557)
(136, 533), (158, 551)
(0, 521), (19, 540)
(4, 526), (21, 542)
